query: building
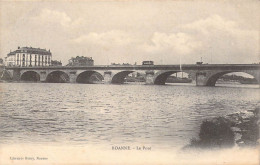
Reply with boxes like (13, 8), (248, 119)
(51, 60), (62, 66)
(67, 56), (94, 66)
(5, 46), (52, 67)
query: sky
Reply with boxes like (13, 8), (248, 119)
(0, 0), (259, 65)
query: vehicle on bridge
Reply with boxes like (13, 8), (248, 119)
(196, 62), (203, 65)
(142, 61), (154, 65)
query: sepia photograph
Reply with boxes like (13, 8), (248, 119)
(0, 0), (259, 164)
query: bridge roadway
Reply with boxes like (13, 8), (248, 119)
(4, 64), (260, 86)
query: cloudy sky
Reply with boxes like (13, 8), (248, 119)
(0, 0), (259, 65)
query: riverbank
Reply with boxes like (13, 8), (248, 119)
(227, 108), (259, 147)
(184, 108), (259, 149)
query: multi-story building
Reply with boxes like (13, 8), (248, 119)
(67, 56), (94, 66)
(5, 46), (52, 67)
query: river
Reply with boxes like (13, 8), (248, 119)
(0, 82), (259, 150)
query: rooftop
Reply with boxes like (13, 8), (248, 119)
(7, 46), (52, 56)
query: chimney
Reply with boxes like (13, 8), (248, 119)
(18, 46), (20, 49)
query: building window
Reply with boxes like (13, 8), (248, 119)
(38, 55), (41, 66)
(45, 56), (47, 65)
(17, 54), (19, 65)
(35, 55), (37, 66)
(30, 54), (32, 66)
(22, 54), (25, 66)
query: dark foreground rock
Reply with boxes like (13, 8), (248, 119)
(184, 108), (259, 149)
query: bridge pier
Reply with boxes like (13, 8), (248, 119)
(39, 71), (47, 82)
(195, 72), (208, 86)
(12, 68), (21, 81)
(145, 70), (155, 85)
(104, 71), (112, 84)
(69, 71), (77, 83)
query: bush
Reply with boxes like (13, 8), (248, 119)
(187, 117), (235, 149)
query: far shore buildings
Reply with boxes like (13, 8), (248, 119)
(5, 46), (52, 67)
(67, 56), (94, 66)
(51, 60), (62, 66)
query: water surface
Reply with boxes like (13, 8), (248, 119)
(0, 83), (259, 149)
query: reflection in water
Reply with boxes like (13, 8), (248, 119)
(0, 83), (259, 149)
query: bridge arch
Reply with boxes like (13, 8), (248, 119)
(111, 71), (135, 84)
(76, 71), (104, 84)
(21, 71), (40, 82)
(206, 71), (259, 86)
(153, 71), (194, 85)
(46, 71), (70, 83)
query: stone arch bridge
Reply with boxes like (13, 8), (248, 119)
(4, 64), (260, 86)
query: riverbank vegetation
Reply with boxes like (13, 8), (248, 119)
(184, 108), (259, 149)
